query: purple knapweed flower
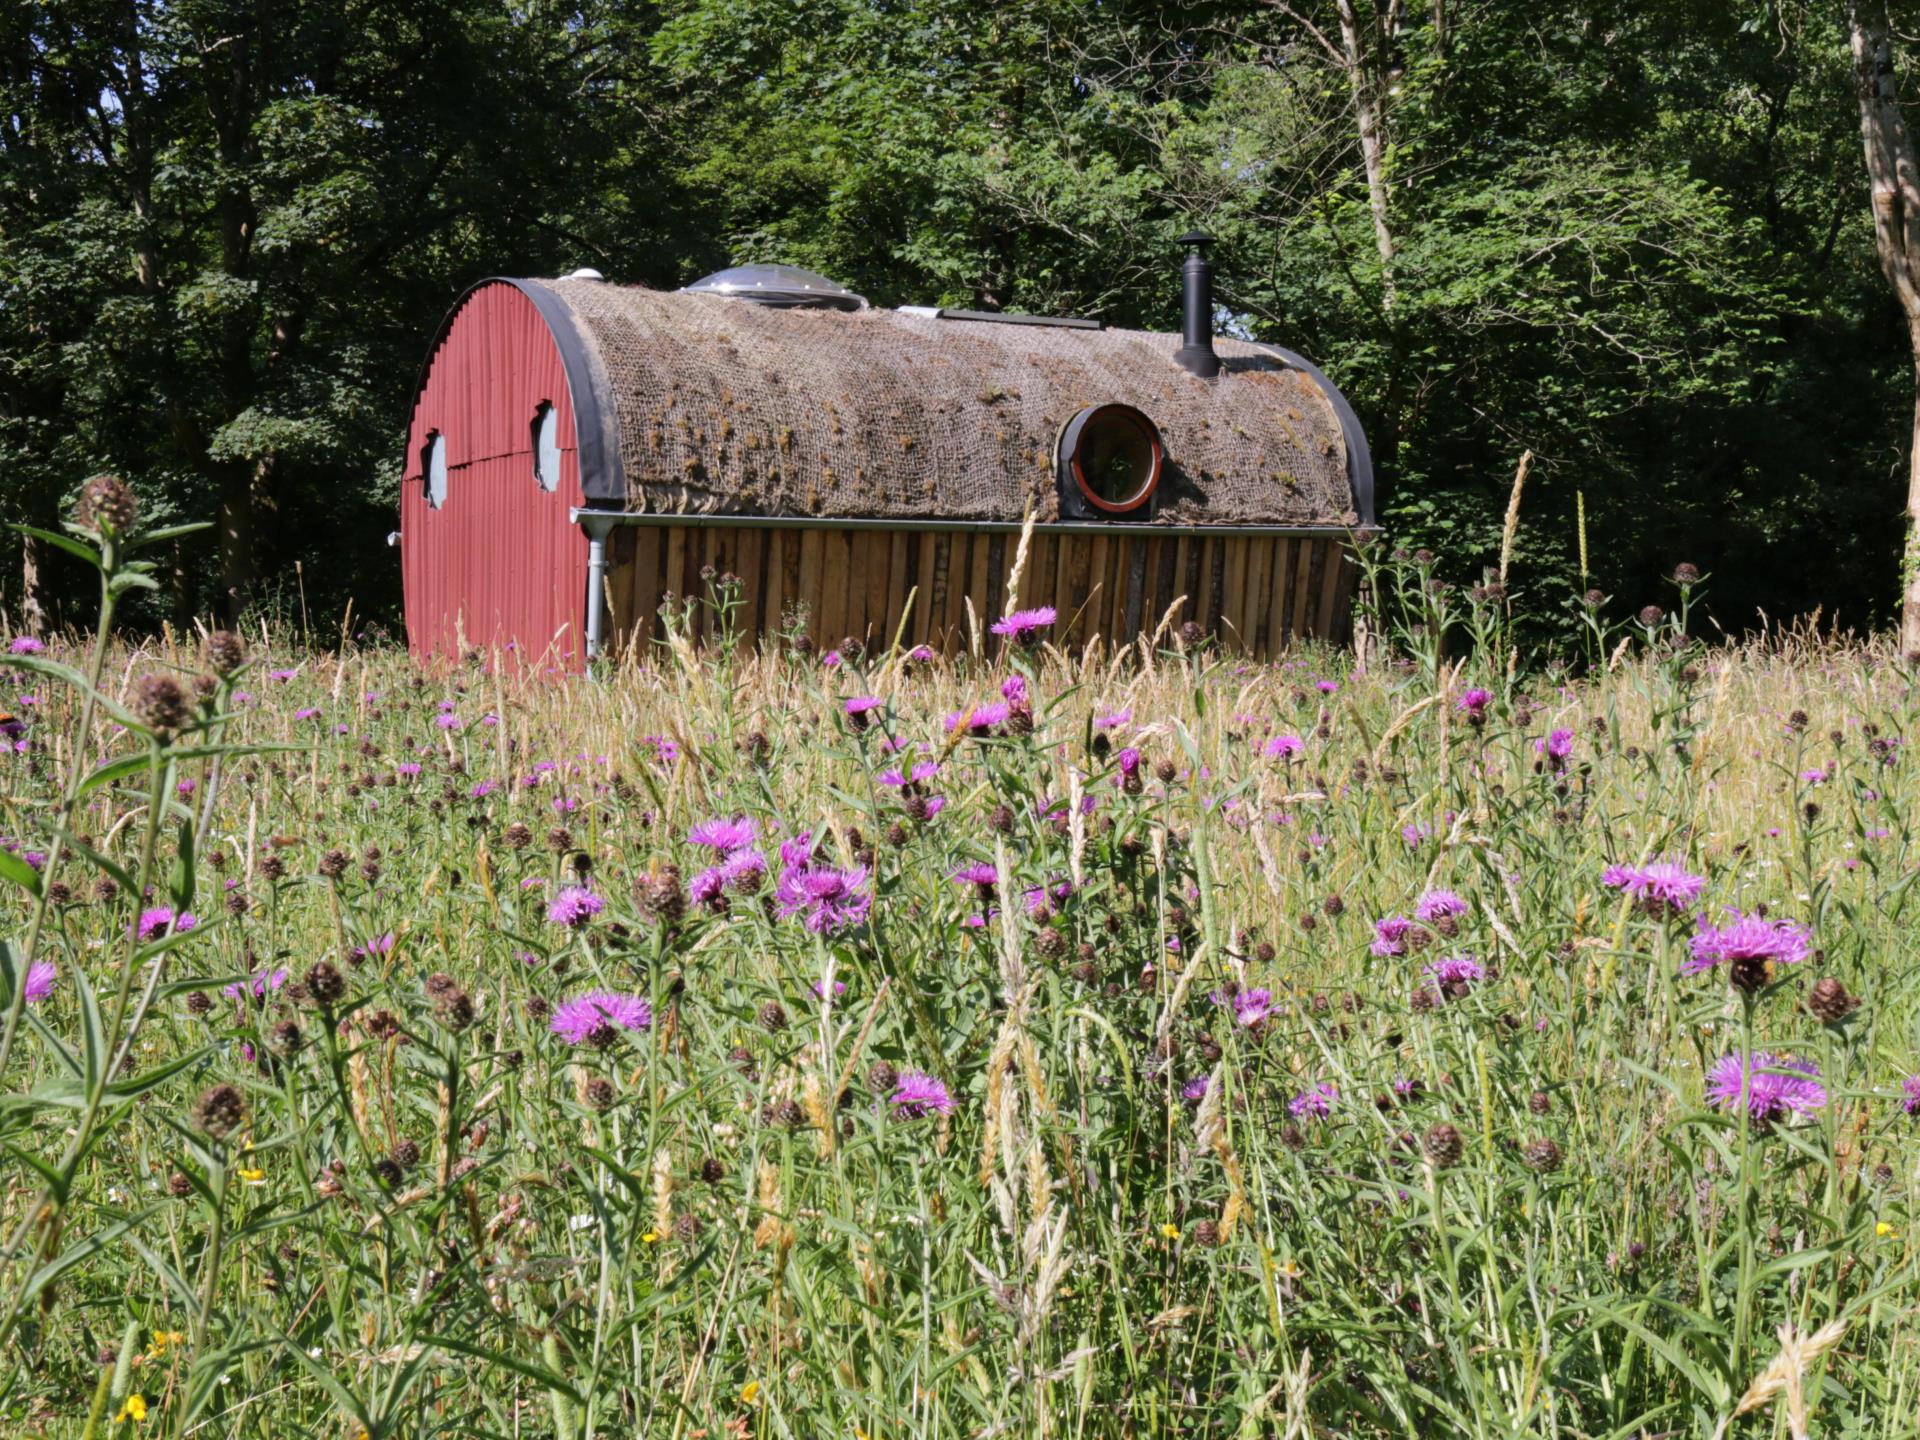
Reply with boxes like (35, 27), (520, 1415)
(1456, 687), (1491, 716)
(776, 862), (872, 934)
(1602, 860), (1706, 916)
(550, 992), (653, 1046)
(435, 712), (461, 730)
(889, 1070), (954, 1118)
(991, 606), (1056, 643)
(1371, 916), (1419, 957)
(779, 832), (814, 868)
(1401, 823), (1432, 847)
(1901, 1075), (1920, 1116)
(689, 816), (757, 854)
(1684, 911), (1813, 979)
(8, 637), (44, 655)
(944, 702), (1011, 735)
(1414, 889), (1467, 923)
(547, 886), (605, 928)
(1094, 708), (1132, 730)
(22, 961), (55, 1003)
(1001, 674), (1028, 705)
(1262, 734), (1305, 759)
(1181, 1076), (1209, 1102)
(1706, 1051), (1827, 1122)
(1535, 729), (1574, 766)
(906, 644), (936, 663)
(1424, 955), (1486, 994)
(1231, 988), (1274, 1027)
(1289, 1082), (1338, 1119)
(953, 861), (999, 889)
(223, 966), (288, 1004)
(134, 907), (197, 942)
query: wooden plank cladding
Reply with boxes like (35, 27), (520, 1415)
(602, 524), (1355, 659)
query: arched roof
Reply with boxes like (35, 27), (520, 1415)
(416, 277), (1373, 529)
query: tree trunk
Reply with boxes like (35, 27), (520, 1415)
(1848, 2), (1920, 655)
(1334, 0), (1397, 304)
(19, 532), (46, 635)
(218, 460), (258, 625)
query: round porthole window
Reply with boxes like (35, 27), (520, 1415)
(1058, 404), (1163, 515)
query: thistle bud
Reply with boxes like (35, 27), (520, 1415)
(74, 474), (137, 533)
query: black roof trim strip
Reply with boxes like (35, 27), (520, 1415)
(935, 308), (1103, 330)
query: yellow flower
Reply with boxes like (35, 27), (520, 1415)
(739, 1380), (761, 1404)
(1278, 1258), (1303, 1281)
(1159, 1223), (1180, 1241)
(115, 1394), (148, 1423)
(642, 1230), (659, 1244)
(145, 1330), (186, 1358)
(236, 1167), (266, 1184)
(1877, 1221), (1898, 1238)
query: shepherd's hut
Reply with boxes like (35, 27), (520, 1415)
(397, 236), (1373, 666)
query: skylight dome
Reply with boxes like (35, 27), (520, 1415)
(680, 263), (867, 311)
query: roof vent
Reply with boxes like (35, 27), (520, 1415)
(563, 267), (605, 282)
(681, 263), (867, 311)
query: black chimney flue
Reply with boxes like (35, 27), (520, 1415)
(1174, 230), (1220, 379)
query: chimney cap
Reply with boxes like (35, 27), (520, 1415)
(1178, 229), (1214, 251)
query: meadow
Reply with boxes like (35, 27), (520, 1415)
(1, 498), (1917, 1439)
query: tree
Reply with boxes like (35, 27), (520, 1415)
(1848, 0), (1920, 655)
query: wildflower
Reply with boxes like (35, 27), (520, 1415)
(1262, 734), (1305, 759)
(1094, 707), (1131, 730)
(1230, 988), (1274, 1027)
(739, 1380), (761, 1405)
(1414, 889), (1467, 934)
(991, 606), (1056, 644)
(1159, 1223), (1181, 1240)
(906, 644), (936, 663)
(134, 907), (198, 942)
(1601, 859), (1705, 916)
(1370, 916), (1427, 957)
(843, 696), (883, 730)
(689, 816), (757, 854)
(889, 1070), (953, 1118)
(1289, 1083), (1337, 1119)
(1900, 1075), (1920, 1116)
(550, 992), (653, 1046)
(8, 636), (43, 655)
(1401, 823), (1432, 847)
(222, 967), (288, 1005)
(22, 961), (55, 1003)
(944, 701), (1011, 735)
(1423, 1123), (1465, 1168)
(192, 1083), (246, 1140)
(775, 860), (872, 934)
(1181, 1076), (1209, 1102)
(1684, 911), (1812, 991)
(115, 1395), (148, 1424)
(547, 886), (605, 928)
(1456, 687), (1491, 721)
(1116, 747), (1143, 794)
(1535, 728), (1574, 767)
(1423, 955), (1485, 997)
(1706, 1051), (1826, 1123)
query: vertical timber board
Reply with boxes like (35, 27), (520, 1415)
(1206, 538), (1227, 633)
(968, 530), (992, 637)
(884, 531), (911, 650)
(796, 529), (825, 642)
(1123, 538), (1148, 642)
(1266, 539), (1293, 654)
(1303, 539), (1330, 638)
(1245, 537), (1272, 658)
(984, 533), (1007, 631)
(1317, 538), (1348, 643)
(865, 530), (895, 649)
(1153, 535), (1180, 638)
(928, 534), (953, 647)
(761, 529), (788, 643)
(1291, 534), (1317, 640)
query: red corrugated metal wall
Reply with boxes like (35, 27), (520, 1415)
(400, 283), (587, 669)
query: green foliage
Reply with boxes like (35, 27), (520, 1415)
(0, 0), (1913, 642)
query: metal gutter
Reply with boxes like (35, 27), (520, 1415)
(568, 508), (1373, 540)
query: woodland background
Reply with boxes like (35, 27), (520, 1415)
(2, 1), (1912, 645)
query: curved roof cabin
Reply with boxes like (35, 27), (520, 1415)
(399, 242), (1372, 666)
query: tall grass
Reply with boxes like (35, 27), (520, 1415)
(0, 505), (1915, 1439)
